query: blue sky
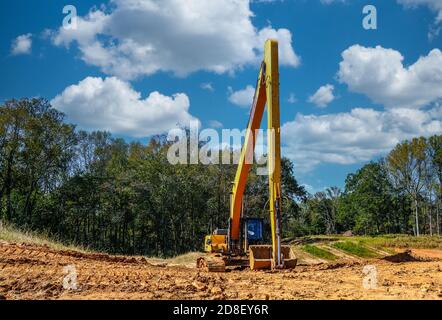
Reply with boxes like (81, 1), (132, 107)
(1, 0), (442, 193)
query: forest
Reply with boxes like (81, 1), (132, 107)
(1, 98), (442, 257)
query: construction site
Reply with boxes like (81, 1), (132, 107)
(2, 234), (442, 300)
(2, 0), (442, 304)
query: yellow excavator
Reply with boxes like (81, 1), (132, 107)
(197, 39), (297, 272)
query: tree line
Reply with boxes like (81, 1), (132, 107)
(288, 137), (442, 238)
(0, 99), (441, 256)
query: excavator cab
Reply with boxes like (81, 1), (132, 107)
(245, 218), (296, 270)
(244, 218), (264, 244)
(204, 219), (263, 254)
(200, 216), (296, 271)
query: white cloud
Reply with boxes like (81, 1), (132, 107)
(228, 85), (255, 107)
(201, 83), (214, 92)
(308, 84), (335, 108)
(338, 45), (442, 109)
(398, 0), (442, 39)
(398, 0), (442, 23)
(256, 26), (300, 67)
(282, 107), (442, 172)
(11, 34), (32, 55)
(51, 0), (300, 80)
(51, 76), (198, 137)
(284, 44), (442, 172)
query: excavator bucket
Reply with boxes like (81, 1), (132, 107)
(249, 245), (297, 270)
(249, 245), (272, 270)
(281, 246), (298, 269)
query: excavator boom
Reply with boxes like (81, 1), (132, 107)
(198, 39), (297, 272)
(229, 39), (295, 269)
(229, 59), (267, 242)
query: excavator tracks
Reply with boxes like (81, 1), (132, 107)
(196, 256), (226, 272)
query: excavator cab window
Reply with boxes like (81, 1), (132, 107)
(245, 218), (263, 242)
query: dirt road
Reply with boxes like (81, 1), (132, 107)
(1, 241), (442, 300)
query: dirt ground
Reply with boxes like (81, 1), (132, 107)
(1, 240), (442, 300)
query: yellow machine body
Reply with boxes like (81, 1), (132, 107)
(204, 234), (227, 253)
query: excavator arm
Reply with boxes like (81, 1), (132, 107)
(229, 60), (266, 241)
(229, 39), (284, 267)
(198, 39), (296, 272)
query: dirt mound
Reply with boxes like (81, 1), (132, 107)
(1, 242), (150, 265)
(382, 250), (422, 263)
(317, 261), (361, 270)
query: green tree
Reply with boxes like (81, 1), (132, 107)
(387, 138), (427, 236)
(428, 135), (442, 235)
(0, 99), (76, 225)
(339, 162), (409, 235)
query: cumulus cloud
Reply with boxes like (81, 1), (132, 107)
(51, 0), (300, 80)
(11, 34), (32, 55)
(282, 107), (442, 172)
(283, 44), (442, 172)
(338, 45), (442, 109)
(228, 85), (256, 107)
(51, 77), (198, 137)
(308, 84), (335, 108)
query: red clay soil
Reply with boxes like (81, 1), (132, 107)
(1, 241), (442, 300)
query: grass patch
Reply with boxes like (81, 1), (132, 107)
(331, 241), (379, 258)
(296, 234), (442, 251)
(166, 252), (203, 265)
(302, 244), (337, 260)
(146, 252), (203, 267)
(0, 221), (89, 253)
(357, 235), (442, 250)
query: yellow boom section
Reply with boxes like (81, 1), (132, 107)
(229, 62), (266, 241)
(229, 39), (282, 267)
(264, 40), (282, 266)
